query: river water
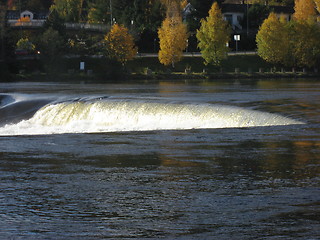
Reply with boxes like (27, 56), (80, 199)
(0, 79), (319, 239)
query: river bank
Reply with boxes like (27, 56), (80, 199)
(2, 54), (319, 82)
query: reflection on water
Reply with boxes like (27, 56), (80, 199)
(0, 79), (319, 239)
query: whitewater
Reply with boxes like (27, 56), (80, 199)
(0, 94), (303, 136)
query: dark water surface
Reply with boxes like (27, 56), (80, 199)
(0, 79), (319, 239)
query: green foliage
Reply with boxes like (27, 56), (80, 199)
(43, 8), (66, 36)
(196, 2), (231, 66)
(16, 37), (35, 51)
(50, 0), (85, 22)
(87, 0), (110, 24)
(244, 3), (271, 30)
(112, 0), (164, 33)
(187, 0), (216, 30)
(68, 31), (104, 56)
(38, 27), (65, 61)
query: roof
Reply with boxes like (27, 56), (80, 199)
(221, 4), (247, 13)
(6, 10), (48, 20)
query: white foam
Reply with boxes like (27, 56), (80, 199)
(0, 101), (304, 136)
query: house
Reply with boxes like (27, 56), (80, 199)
(222, 4), (247, 30)
(221, 3), (294, 31)
(182, 3), (196, 22)
(6, 10), (48, 26)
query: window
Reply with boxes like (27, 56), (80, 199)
(224, 14), (233, 25)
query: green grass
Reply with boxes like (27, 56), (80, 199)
(126, 54), (273, 74)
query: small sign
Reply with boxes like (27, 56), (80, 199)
(234, 35), (240, 41)
(80, 62), (85, 70)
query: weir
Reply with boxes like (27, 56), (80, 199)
(0, 96), (304, 136)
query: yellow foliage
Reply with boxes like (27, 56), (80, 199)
(294, 0), (317, 21)
(292, 19), (320, 67)
(104, 24), (137, 65)
(16, 37), (35, 51)
(158, 15), (188, 67)
(256, 13), (292, 66)
(314, 0), (320, 12)
(161, 0), (184, 17)
(181, 0), (188, 9)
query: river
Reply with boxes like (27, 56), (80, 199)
(0, 79), (319, 239)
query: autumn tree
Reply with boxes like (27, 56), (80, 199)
(257, 1), (320, 68)
(16, 37), (36, 51)
(314, 0), (320, 12)
(256, 13), (292, 66)
(158, 15), (188, 67)
(293, 0), (317, 21)
(196, 2), (231, 66)
(291, 19), (320, 67)
(158, 0), (188, 67)
(104, 24), (137, 65)
(291, 0), (320, 67)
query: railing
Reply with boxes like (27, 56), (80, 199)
(8, 21), (44, 27)
(8, 21), (109, 32)
(65, 23), (109, 32)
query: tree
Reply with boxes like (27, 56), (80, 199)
(27, 0), (51, 11)
(87, 0), (111, 24)
(50, 0), (85, 22)
(43, 8), (66, 36)
(112, 0), (164, 33)
(38, 27), (65, 62)
(244, 3), (271, 30)
(256, 13), (292, 66)
(294, 0), (317, 21)
(196, 2), (231, 66)
(291, 19), (320, 67)
(158, 15), (188, 67)
(290, 0), (320, 67)
(104, 24), (137, 65)
(314, 0), (320, 12)
(16, 37), (36, 51)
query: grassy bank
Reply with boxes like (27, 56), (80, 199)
(127, 54), (273, 74)
(3, 54), (320, 82)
